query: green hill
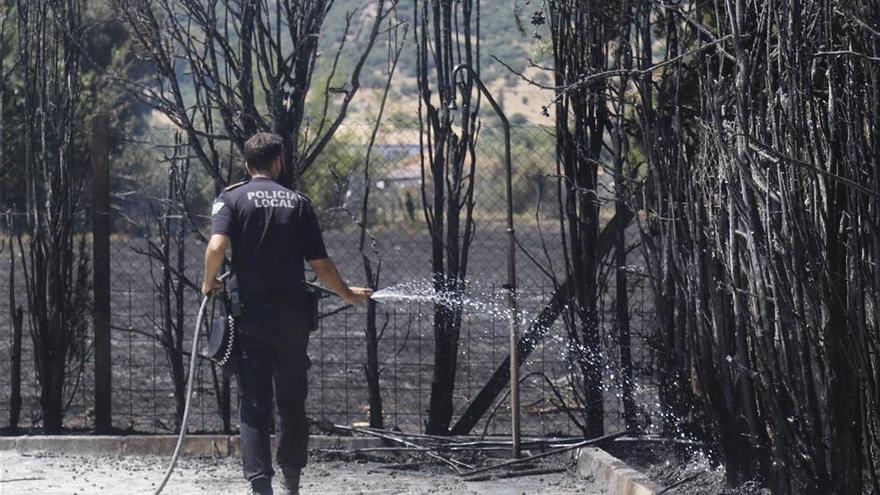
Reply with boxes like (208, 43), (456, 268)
(320, 0), (542, 82)
(316, 0), (555, 124)
(148, 1), (554, 128)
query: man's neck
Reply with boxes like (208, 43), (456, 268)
(250, 173), (274, 180)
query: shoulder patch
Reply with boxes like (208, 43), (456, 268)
(224, 180), (248, 192)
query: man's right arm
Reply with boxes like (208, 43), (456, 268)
(202, 234), (230, 295)
(299, 197), (371, 305)
(204, 191), (234, 296)
(308, 258), (372, 305)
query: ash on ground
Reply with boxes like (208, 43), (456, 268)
(605, 440), (769, 495)
(1, 449), (601, 495)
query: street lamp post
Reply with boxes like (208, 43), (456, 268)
(450, 63), (520, 458)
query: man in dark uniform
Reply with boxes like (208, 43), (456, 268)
(201, 133), (372, 495)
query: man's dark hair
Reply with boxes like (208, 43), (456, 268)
(244, 133), (283, 172)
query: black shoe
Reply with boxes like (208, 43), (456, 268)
(279, 469), (300, 495)
(248, 477), (273, 495)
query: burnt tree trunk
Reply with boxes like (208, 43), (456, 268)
(356, 25), (406, 429)
(609, 10), (636, 432)
(414, 0), (480, 435)
(824, 55), (862, 494)
(16, 0), (92, 433)
(8, 234), (23, 431)
(548, 0), (618, 438)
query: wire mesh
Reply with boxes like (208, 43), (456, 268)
(0, 124), (657, 437)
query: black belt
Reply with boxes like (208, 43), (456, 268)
(245, 293), (303, 307)
(240, 292), (321, 333)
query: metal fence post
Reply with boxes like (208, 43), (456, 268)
(92, 115), (112, 433)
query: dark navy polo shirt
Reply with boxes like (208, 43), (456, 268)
(211, 177), (328, 302)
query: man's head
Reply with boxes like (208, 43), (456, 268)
(244, 132), (283, 178)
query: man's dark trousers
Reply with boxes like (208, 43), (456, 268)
(236, 302), (310, 483)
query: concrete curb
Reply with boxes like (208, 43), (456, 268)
(573, 446), (675, 495)
(0, 435), (384, 457)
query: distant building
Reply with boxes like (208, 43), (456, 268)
(344, 150), (424, 225)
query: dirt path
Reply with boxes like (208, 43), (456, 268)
(0, 451), (603, 495)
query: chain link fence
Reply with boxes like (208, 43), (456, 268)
(0, 123), (657, 437)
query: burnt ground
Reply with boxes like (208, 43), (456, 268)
(603, 440), (768, 495)
(0, 449), (601, 495)
(0, 223), (657, 437)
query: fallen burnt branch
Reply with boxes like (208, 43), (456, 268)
(462, 467), (568, 482)
(333, 424), (666, 451)
(327, 424), (688, 481)
(318, 436), (618, 454)
(459, 431), (629, 477)
(358, 426), (467, 444)
(331, 425), (473, 473)
(318, 446), (514, 455)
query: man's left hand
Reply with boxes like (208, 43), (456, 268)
(202, 278), (225, 297)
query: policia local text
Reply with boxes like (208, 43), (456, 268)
(246, 190), (302, 209)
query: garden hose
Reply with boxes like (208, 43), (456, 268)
(151, 292), (211, 495)
(151, 275), (329, 494)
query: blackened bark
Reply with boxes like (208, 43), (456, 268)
(610, 10), (636, 432)
(414, 0), (480, 435)
(161, 167), (186, 426)
(825, 57), (862, 494)
(364, 299), (384, 429)
(16, 0), (92, 433)
(356, 25), (406, 429)
(547, 0), (616, 438)
(8, 235), (22, 431)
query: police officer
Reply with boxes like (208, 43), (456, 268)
(201, 133), (372, 495)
